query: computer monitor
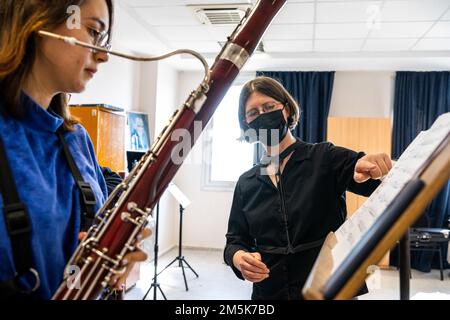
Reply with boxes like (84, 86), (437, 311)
(126, 151), (146, 173)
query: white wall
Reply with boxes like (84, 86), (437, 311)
(172, 72), (235, 250)
(154, 62), (179, 133)
(174, 159), (235, 250)
(329, 71), (395, 118)
(137, 62), (158, 144)
(173, 139), (235, 250)
(153, 61), (181, 254)
(70, 55), (141, 111)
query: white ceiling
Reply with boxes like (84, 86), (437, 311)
(115, 0), (450, 71)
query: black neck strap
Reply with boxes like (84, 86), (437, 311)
(56, 127), (96, 231)
(0, 135), (36, 297)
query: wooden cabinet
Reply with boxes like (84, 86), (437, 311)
(70, 105), (125, 172)
(327, 117), (392, 267)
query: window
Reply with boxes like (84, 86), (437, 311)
(202, 84), (254, 191)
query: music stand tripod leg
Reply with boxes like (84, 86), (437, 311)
(181, 259), (189, 291)
(182, 257), (199, 278)
(156, 256), (178, 277)
(158, 204), (200, 291)
(142, 202), (167, 300)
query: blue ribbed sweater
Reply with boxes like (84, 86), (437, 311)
(0, 94), (107, 299)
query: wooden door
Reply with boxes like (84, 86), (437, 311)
(327, 117), (392, 267)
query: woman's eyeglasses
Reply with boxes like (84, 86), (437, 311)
(86, 25), (111, 50)
(245, 102), (284, 123)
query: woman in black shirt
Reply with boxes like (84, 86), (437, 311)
(224, 76), (392, 300)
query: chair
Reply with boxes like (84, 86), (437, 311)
(409, 228), (449, 281)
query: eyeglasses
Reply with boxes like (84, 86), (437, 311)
(85, 25), (111, 50)
(245, 102), (284, 123)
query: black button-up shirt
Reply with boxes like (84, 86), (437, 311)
(224, 140), (380, 299)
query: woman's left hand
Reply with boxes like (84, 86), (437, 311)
(354, 153), (393, 183)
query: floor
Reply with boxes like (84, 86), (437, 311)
(125, 247), (450, 300)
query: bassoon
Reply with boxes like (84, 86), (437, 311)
(50, 0), (287, 300)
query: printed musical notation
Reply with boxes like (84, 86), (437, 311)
(332, 112), (450, 272)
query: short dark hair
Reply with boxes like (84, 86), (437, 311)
(238, 76), (301, 141)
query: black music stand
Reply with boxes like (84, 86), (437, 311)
(142, 202), (167, 300)
(158, 183), (199, 291)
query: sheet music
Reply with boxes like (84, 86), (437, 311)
(168, 183), (191, 209)
(332, 112), (450, 272)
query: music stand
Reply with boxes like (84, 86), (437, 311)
(158, 183), (199, 291)
(142, 202), (167, 300)
(302, 112), (450, 300)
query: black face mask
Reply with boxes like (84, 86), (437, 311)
(247, 109), (288, 146)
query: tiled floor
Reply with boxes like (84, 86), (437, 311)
(125, 247), (253, 300)
(125, 247), (450, 300)
(360, 265), (450, 300)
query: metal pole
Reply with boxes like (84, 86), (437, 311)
(179, 205), (183, 267)
(142, 202), (167, 300)
(399, 232), (410, 300)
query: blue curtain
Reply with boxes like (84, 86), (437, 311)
(391, 71), (450, 272)
(254, 71), (335, 163)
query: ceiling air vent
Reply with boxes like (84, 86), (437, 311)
(190, 4), (251, 26)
